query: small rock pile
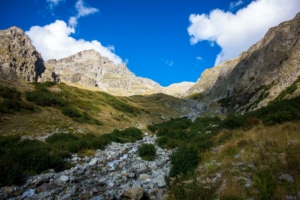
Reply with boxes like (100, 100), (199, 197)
(0, 135), (172, 200)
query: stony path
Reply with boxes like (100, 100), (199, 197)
(0, 135), (172, 200)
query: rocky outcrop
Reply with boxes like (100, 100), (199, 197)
(188, 12), (300, 114)
(0, 27), (44, 82)
(0, 135), (170, 200)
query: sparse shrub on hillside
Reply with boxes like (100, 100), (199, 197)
(138, 143), (156, 161)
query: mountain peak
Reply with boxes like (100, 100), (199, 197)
(0, 26), (44, 82)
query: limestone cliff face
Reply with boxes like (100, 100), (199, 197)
(189, 12), (300, 114)
(0, 27), (44, 82)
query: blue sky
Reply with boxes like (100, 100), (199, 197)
(1, 0), (299, 86)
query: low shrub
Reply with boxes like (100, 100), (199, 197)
(0, 85), (21, 100)
(25, 89), (66, 107)
(147, 124), (157, 133)
(169, 145), (199, 177)
(138, 143), (156, 161)
(0, 137), (67, 187)
(61, 107), (82, 118)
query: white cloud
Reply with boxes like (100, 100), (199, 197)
(69, 0), (99, 27)
(229, 0), (243, 10)
(26, 20), (123, 64)
(188, 0), (300, 65)
(68, 17), (78, 28)
(165, 60), (174, 66)
(47, 0), (64, 10)
(75, 0), (99, 17)
(196, 56), (203, 61)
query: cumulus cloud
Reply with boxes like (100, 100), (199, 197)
(47, 0), (64, 10)
(188, 0), (300, 65)
(229, 0), (243, 10)
(69, 0), (99, 27)
(26, 20), (123, 64)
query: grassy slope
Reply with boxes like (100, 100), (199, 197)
(149, 91), (300, 199)
(0, 80), (186, 137)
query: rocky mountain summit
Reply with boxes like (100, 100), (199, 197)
(0, 27), (44, 82)
(41, 49), (163, 96)
(41, 49), (192, 97)
(186, 12), (300, 114)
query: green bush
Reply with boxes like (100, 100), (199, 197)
(46, 133), (79, 144)
(110, 127), (143, 143)
(0, 154), (22, 187)
(61, 107), (82, 118)
(0, 137), (68, 186)
(169, 145), (199, 177)
(0, 85), (21, 100)
(25, 90), (66, 107)
(156, 136), (169, 148)
(147, 124), (157, 133)
(138, 143), (156, 161)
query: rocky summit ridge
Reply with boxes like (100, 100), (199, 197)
(41, 49), (193, 97)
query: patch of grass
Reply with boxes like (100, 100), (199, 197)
(150, 95), (300, 199)
(185, 92), (204, 101)
(25, 83), (103, 125)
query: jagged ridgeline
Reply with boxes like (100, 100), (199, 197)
(0, 10), (299, 200)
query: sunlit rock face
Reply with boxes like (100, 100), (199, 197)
(0, 26), (44, 82)
(186, 13), (300, 114)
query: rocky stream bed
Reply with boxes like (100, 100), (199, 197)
(0, 135), (172, 200)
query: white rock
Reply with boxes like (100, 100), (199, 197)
(59, 176), (69, 182)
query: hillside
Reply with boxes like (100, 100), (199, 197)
(186, 12), (300, 115)
(0, 79), (201, 137)
(0, 9), (300, 200)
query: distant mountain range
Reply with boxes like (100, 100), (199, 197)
(0, 12), (299, 116)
